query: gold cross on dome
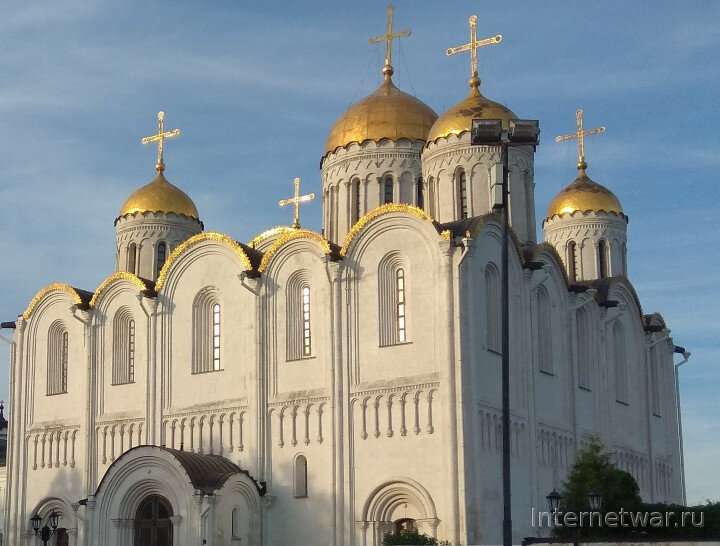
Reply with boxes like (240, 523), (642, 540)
(279, 178), (315, 229)
(369, 4), (410, 70)
(446, 15), (502, 79)
(555, 109), (606, 174)
(141, 111), (181, 172)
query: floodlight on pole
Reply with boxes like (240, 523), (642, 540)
(471, 118), (540, 546)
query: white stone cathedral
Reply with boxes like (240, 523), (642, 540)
(2, 12), (684, 546)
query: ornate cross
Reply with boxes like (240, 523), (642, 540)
(369, 4), (410, 69)
(555, 109), (605, 173)
(446, 15), (502, 79)
(141, 111), (181, 172)
(279, 178), (315, 229)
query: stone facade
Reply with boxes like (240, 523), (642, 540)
(3, 200), (683, 544)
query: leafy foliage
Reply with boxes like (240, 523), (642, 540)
(555, 439), (641, 538)
(382, 530), (439, 545)
(554, 440), (719, 539)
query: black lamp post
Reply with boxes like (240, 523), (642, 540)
(30, 511), (60, 545)
(473, 118), (540, 546)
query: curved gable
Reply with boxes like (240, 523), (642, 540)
(23, 283), (92, 320)
(89, 272), (153, 309)
(156, 232), (260, 292)
(258, 229), (337, 273)
(341, 204), (440, 258)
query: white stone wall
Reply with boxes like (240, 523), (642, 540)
(543, 210), (628, 281)
(5, 210), (682, 546)
(321, 139), (424, 243)
(115, 212), (202, 280)
(422, 133), (537, 244)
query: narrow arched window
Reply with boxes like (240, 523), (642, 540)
(287, 274), (313, 361)
(568, 241), (578, 282)
(379, 254), (409, 346)
(537, 288), (553, 374)
(127, 242), (137, 274)
(156, 242), (167, 278)
(383, 176), (393, 204)
(302, 286), (312, 356)
(396, 269), (406, 343)
(192, 288), (222, 373)
(294, 454), (308, 497)
(613, 322), (627, 403)
(232, 507), (242, 539)
(128, 319), (135, 382)
(47, 321), (68, 395)
(598, 240), (608, 279)
(416, 176), (424, 210)
(458, 170), (468, 219)
(576, 308), (591, 389)
(428, 176), (436, 217)
(112, 309), (135, 385)
(212, 303), (221, 371)
(485, 265), (500, 352)
(351, 178), (361, 224)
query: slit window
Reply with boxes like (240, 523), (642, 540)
(384, 176), (393, 204)
(156, 242), (167, 278)
(459, 170), (468, 219)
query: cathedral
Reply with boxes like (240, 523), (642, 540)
(1, 9), (684, 546)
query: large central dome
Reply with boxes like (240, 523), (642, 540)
(325, 67), (438, 155)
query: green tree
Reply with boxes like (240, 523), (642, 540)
(555, 439), (641, 538)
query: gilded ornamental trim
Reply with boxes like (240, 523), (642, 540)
(340, 204), (435, 256)
(89, 272), (150, 307)
(155, 232), (253, 291)
(258, 229), (333, 273)
(23, 283), (85, 320)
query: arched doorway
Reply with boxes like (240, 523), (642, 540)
(134, 495), (173, 546)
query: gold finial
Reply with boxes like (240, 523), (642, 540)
(141, 111), (181, 172)
(369, 4), (411, 80)
(555, 109), (606, 177)
(279, 178), (315, 229)
(446, 15), (502, 91)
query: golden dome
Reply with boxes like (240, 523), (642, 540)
(325, 67), (438, 155)
(427, 79), (517, 142)
(119, 171), (199, 219)
(546, 169), (623, 219)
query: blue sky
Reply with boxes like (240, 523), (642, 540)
(0, 1), (717, 503)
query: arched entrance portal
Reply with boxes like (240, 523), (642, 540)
(134, 495), (173, 546)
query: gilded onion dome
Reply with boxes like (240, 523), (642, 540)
(325, 65), (438, 155)
(546, 161), (623, 218)
(118, 171), (199, 219)
(427, 76), (516, 142)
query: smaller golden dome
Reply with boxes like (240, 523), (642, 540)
(427, 79), (517, 142)
(546, 169), (623, 219)
(119, 171), (199, 219)
(325, 67), (438, 155)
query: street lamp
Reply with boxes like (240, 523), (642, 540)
(546, 489), (563, 513)
(674, 345), (691, 505)
(587, 489), (603, 511)
(30, 511), (60, 546)
(473, 118), (540, 546)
